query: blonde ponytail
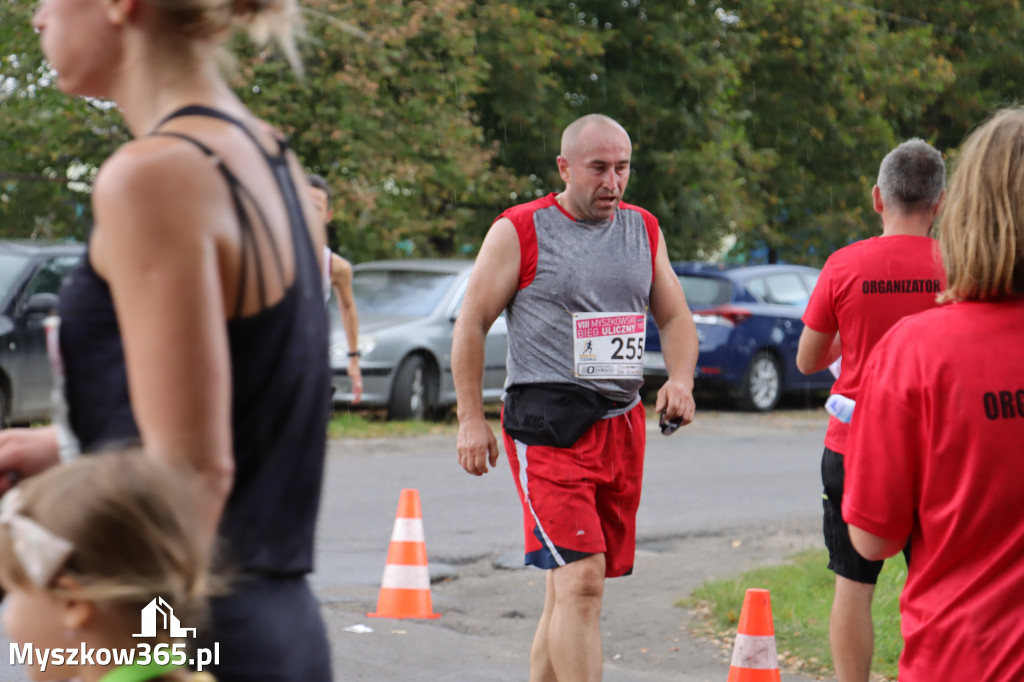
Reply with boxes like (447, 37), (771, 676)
(147, 0), (303, 73)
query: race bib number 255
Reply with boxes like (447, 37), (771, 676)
(572, 312), (645, 379)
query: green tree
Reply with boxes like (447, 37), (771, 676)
(570, 0), (769, 261)
(874, 1), (1024, 152)
(1, 0), (990, 267)
(0, 0), (125, 239)
(3, 0), (510, 259)
(237, 0), (513, 259)
(722, 0), (953, 263)
(473, 0), (767, 261)
(470, 2), (603, 202)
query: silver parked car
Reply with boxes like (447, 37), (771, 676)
(329, 260), (508, 420)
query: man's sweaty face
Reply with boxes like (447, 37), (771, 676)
(563, 128), (631, 222)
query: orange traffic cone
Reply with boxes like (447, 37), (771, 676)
(726, 588), (781, 681)
(367, 488), (441, 619)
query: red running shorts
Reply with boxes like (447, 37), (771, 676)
(502, 401), (646, 577)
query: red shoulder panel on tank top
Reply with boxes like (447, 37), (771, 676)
(495, 195), (560, 289)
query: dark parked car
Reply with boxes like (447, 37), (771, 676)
(0, 241), (85, 425)
(329, 260), (508, 420)
(644, 262), (834, 411)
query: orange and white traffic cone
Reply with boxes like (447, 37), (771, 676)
(726, 588), (781, 681)
(367, 488), (440, 619)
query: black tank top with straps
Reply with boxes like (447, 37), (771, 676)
(57, 105), (330, 575)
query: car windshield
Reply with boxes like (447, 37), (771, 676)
(678, 275), (731, 308)
(352, 269), (459, 316)
(0, 253), (30, 301)
(748, 273), (809, 306)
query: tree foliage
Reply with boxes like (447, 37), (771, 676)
(874, 1), (1024, 152)
(237, 0), (514, 259)
(0, 0), (127, 239)
(0, 1), (1019, 265)
(473, 0), (770, 260)
(723, 0), (953, 263)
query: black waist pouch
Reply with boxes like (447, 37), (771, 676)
(502, 383), (617, 448)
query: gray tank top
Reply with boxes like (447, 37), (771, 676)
(498, 193), (659, 403)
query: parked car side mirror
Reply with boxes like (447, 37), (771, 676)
(22, 292), (59, 317)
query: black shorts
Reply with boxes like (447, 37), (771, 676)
(821, 447), (910, 584)
(197, 574), (332, 682)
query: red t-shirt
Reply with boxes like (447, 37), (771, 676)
(801, 235), (945, 452)
(843, 299), (1024, 682)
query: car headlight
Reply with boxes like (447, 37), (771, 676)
(358, 335), (377, 357)
(330, 334), (377, 365)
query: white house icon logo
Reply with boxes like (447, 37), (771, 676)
(133, 597), (196, 638)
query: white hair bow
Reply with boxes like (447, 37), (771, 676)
(0, 489), (74, 588)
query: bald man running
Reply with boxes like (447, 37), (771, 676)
(452, 114), (699, 682)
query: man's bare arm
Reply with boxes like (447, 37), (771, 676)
(329, 253), (359, 353)
(648, 229), (698, 425)
(452, 218), (521, 475)
(330, 253), (363, 402)
(796, 327), (841, 375)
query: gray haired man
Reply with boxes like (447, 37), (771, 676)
(796, 139), (947, 682)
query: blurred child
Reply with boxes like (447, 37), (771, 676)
(0, 452), (213, 682)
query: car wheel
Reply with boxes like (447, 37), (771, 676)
(739, 351), (781, 412)
(388, 355), (437, 421)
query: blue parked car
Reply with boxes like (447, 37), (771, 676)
(645, 262), (834, 411)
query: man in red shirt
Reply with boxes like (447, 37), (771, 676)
(845, 107), (1024, 681)
(796, 139), (946, 682)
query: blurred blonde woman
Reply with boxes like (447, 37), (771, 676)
(0, 0), (333, 678)
(844, 107), (1024, 681)
(0, 453), (211, 682)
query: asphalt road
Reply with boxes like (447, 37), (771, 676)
(312, 409), (831, 681)
(0, 408), (833, 681)
(313, 409), (827, 589)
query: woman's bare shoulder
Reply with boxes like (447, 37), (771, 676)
(89, 137), (236, 272)
(96, 136), (221, 198)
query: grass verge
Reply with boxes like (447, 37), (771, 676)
(327, 411), (455, 439)
(684, 548), (905, 680)
(327, 407), (503, 439)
